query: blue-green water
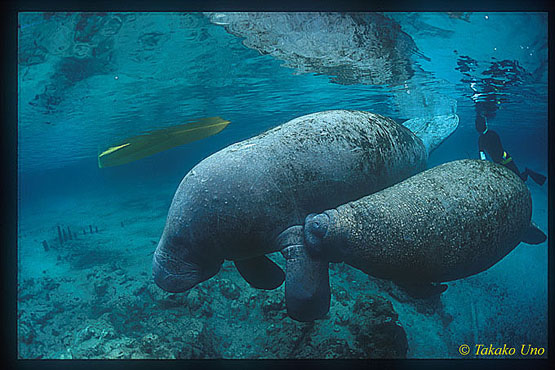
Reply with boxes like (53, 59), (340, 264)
(18, 12), (547, 359)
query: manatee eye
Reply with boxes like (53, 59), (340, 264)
(304, 213), (330, 256)
(308, 216), (327, 237)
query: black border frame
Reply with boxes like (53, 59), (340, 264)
(3, 1), (554, 370)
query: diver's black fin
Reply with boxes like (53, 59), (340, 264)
(526, 168), (546, 186)
(234, 256), (285, 290)
(521, 223), (547, 245)
(395, 281), (448, 299)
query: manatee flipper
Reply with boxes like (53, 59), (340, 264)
(278, 226), (331, 322)
(394, 281), (448, 299)
(521, 222), (547, 245)
(234, 256), (285, 290)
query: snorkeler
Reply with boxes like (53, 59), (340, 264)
(475, 115), (546, 185)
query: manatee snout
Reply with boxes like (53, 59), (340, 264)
(152, 237), (221, 293)
(304, 213), (330, 256)
(152, 250), (200, 293)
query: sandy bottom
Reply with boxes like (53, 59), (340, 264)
(17, 174), (548, 359)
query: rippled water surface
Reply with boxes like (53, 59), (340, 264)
(18, 12), (547, 172)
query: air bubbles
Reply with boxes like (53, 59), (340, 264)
(114, 76), (119, 80)
(484, 15), (489, 20)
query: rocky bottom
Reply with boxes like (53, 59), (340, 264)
(18, 255), (411, 359)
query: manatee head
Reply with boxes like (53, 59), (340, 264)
(304, 211), (347, 263)
(152, 233), (222, 293)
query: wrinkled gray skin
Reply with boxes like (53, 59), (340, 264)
(304, 160), (540, 287)
(152, 110), (427, 319)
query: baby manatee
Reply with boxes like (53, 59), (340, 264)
(290, 159), (546, 320)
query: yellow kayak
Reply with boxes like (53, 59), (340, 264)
(98, 116), (230, 168)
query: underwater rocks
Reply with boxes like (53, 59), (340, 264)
(18, 277), (86, 358)
(350, 294), (408, 358)
(72, 317), (119, 358)
(261, 290), (286, 318)
(331, 284), (351, 306)
(70, 316), (157, 359)
(312, 338), (365, 359)
(262, 320), (315, 357)
(19, 322), (36, 345)
(218, 278), (240, 300)
(175, 324), (221, 359)
(230, 300), (249, 321)
(257, 291), (407, 359)
(93, 280), (109, 297)
(205, 12), (420, 85)
(19, 242), (409, 359)
(18, 265), (219, 359)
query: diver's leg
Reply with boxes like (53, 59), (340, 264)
(524, 168), (546, 186)
(504, 161), (526, 181)
(507, 161), (546, 185)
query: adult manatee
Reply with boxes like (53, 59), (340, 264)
(152, 110), (457, 315)
(290, 159), (546, 320)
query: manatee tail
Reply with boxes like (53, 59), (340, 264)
(402, 114), (459, 154)
(521, 222), (547, 245)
